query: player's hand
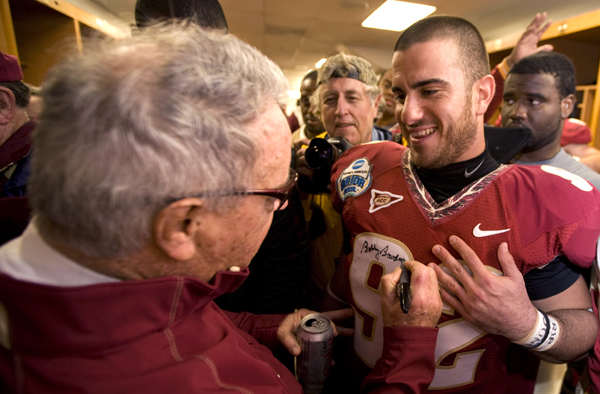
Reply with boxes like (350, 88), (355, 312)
(506, 12), (554, 68)
(429, 236), (537, 341)
(277, 308), (354, 356)
(381, 261), (442, 328)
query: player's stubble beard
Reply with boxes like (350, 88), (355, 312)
(408, 92), (478, 169)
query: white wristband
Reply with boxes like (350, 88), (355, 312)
(512, 309), (560, 352)
(535, 315), (560, 352)
(513, 309), (544, 347)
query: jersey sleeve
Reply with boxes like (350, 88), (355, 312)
(501, 165), (600, 269)
(361, 326), (438, 394)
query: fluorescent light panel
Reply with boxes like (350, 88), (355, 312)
(288, 90), (301, 99)
(362, 1), (436, 32)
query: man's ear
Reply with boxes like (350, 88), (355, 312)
(473, 74), (495, 116)
(371, 93), (382, 118)
(153, 198), (204, 262)
(0, 87), (16, 124)
(561, 94), (576, 118)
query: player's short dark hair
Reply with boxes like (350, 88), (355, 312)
(0, 81), (30, 108)
(509, 51), (576, 99)
(135, 0), (228, 33)
(394, 16), (490, 87)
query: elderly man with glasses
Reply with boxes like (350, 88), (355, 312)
(0, 23), (443, 393)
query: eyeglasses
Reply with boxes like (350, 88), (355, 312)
(235, 168), (298, 211)
(179, 168), (298, 211)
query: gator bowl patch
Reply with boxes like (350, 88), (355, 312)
(337, 158), (373, 201)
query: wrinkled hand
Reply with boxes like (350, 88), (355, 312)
(381, 261), (442, 328)
(506, 12), (554, 68)
(430, 236), (537, 341)
(277, 308), (354, 356)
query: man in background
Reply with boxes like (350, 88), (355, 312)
(0, 51), (34, 244)
(485, 13), (600, 173)
(375, 69), (398, 131)
(502, 51), (600, 189)
(0, 51), (33, 198)
(294, 54), (392, 309)
(291, 69), (326, 143)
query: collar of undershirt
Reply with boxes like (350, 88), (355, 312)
(414, 147), (500, 204)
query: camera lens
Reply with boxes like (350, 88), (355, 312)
(305, 138), (335, 169)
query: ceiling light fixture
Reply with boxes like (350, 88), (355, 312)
(362, 0), (436, 32)
(339, 0), (369, 10)
(315, 58), (327, 68)
(288, 90), (301, 99)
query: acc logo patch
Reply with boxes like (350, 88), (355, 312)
(369, 189), (403, 213)
(541, 165), (593, 192)
(337, 158), (373, 201)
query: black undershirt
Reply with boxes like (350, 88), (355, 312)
(414, 147), (580, 300)
(415, 147), (500, 204)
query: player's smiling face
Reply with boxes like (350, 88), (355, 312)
(392, 38), (479, 169)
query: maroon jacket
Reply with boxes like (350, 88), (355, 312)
(0, 266), (437, 393)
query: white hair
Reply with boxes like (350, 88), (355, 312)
(311, 53), (381, 118)
(30, 22), (288, 258)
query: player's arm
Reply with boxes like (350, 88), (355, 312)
(321, 251), (350, 311)
(430, 236), (597, 363)
(562, 143), (599, 159)
(576, 150), (600, 173)
(530, 275), (597, 363)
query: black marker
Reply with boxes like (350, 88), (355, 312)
(397, 262), (411, 314)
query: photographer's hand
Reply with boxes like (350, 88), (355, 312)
(293, 138), (314, 179)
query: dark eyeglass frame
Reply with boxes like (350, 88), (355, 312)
(232, 168), (298, 211)
(177, 168), (298, 211)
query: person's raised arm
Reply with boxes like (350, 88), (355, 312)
(504, 12), (554, 69)
(485, 13), (553, 123)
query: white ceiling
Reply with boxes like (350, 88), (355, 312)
(85, 0), (600, 95)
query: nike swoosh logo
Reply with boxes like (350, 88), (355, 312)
(464, 160), (484, 178)
(473, 223), (510, 238)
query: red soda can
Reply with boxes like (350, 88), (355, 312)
(296, 313), (334, 394)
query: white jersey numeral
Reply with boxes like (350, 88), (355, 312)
(541, 165), (593, 191)
(350, 234), (498, 388)
(350, 233), (413, 367)
(428, 318), (486, 390)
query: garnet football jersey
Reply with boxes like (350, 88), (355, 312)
(331, 141), (600, 393)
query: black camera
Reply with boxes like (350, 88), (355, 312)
(299, 137), (353, 194)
